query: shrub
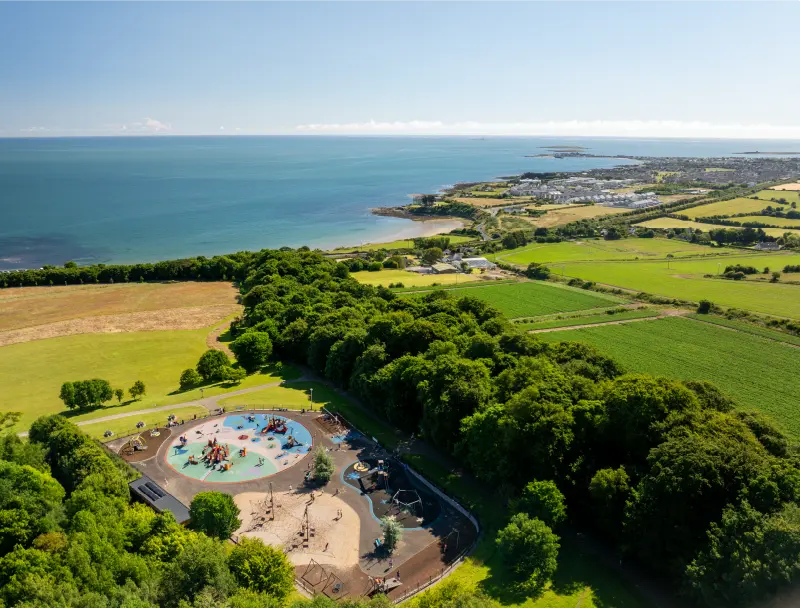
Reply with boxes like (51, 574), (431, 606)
(697, 300), (712, 314)
(228, 537), (294, 599)
(312, 447), (335, 483)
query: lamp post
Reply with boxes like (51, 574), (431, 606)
(200, 388), (204, 399)
(309, 388), (313, 411)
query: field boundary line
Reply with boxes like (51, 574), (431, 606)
(528, 313), (672, 333)
(684, 316), (800, 350)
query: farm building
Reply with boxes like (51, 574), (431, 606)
(754, 242), (782, 251)
(432, 262), (458, 274)
(462, 257), (497, 270)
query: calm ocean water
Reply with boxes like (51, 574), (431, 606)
(2, 136), (800, 269)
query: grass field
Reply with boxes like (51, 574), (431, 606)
(217, 381), (344, 411)
(557, 252), (800, 318)
(331, 234), (474, 252)
(516, 309), (658, 331)
(537, 317), (800, 439)
(733, 215), (800, 228)
(753, 190), (800, 204)
(491, 238), (726, 266)
(0, 281), (239, 335)
(405, 281), (625, 319)
(683, 197), (781, 219)
(530, 205), (629, 228)
(686, 314), (800, 347)
(352, 269), (485, 287)
(772, 183), (800, 191)
(634, 217), (729, 231)
(80, 405), (208, 442)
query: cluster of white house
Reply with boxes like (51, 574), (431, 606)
(407, 252), (497, 275)
(504, 177), (661, 209)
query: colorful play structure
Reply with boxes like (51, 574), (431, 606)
(259, 416), (288, 435)
(120, 435), (147, 456)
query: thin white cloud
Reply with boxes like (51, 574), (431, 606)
(119, 117), (173, 134)
(296, 119), (800, 140)
(19, 126), (51, 133)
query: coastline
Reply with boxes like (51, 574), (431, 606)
(330, 214), (467, 250)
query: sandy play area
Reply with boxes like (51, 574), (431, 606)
(235, 490), (361, 569)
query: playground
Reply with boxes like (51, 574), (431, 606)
(165, 413), (313, 483)
(343, 458), (441, 528)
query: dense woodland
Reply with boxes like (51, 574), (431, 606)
(3, 249), (800, 607)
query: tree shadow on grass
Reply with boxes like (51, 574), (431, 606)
(61, 399), (137, 419)
(477, 529), (659, 608)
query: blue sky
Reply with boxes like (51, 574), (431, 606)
(2, 2), (799, 138)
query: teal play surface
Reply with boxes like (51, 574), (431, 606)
(166, 413), (313, 483)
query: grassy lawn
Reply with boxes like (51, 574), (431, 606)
(392, 279), (520, 294)
(557, 252), (800, 318)
(516, 308), (658, 331)
(538, 317), (800, 439)
(80, 405), (208, 442)
(753, 189), (800, 205)
(217, 381), (332, 410)
(683, 197), (784, 218)
(0, 318), (301, 433)
(634, 217), (729, 231)
(403, 281), (625, 319)
(352, 269), (484, 287)
(530, 205), (629, 228)
(491, 238), (724, 266)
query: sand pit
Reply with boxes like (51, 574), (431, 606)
(236, 490), (361, 569)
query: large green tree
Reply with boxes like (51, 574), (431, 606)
(228, 537), (294, 599)
(189, 492), (241, 540)
(230, 331), (273, 373)
(496, 513), (559, 594)
(196, 350), (232, 383)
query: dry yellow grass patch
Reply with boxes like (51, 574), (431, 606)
(451, 196), (529, 207)
(0, 305), (236, 347)
(0, 281), (240, 332)
(772, 183), (800, 191)
(531, 205), (629, 228)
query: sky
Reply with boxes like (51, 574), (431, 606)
(1, 2), (799, 139)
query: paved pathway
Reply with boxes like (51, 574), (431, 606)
(18, 377), (308, 437)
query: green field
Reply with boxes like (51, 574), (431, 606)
(735, 215), (800, 228)
(634, 217), (729, 231)
(80, 405), (208, 442)
(406, 281), (625, 319)
(557, 252), (800, 318)
(217, 381), (337, 410)
(353, 269), (484, 287)
(331, 234), (474, 252)
(685, 314), (800, 347)
(684, 197), (781, 218)
(516, 309), (658, 331)
(753, 190), (800, 205)
(0, 321), (301, 432)
(491, 238), (722, 266)
(538, 317), (800, 439)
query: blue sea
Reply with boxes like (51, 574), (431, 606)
(2, 136), (800, 269)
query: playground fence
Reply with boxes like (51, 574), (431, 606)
(391, 546), (474, 604)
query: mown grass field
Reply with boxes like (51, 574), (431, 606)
(352, 269), (484, 287)
(683, 197), (783, 218)
(517, 308), (658, 331)
(530, 205), (629, 228)
(80, 405), (208, 442)
(538, 316), (800, 439)
(735, 215), (800, 228)
(491, 238), (725, 266)
(0, 281), (240, 334)
(753, 189), (800, 204)
(557, 252), (800, 318)
(217, 381), (337, 410)
(634, 217), (729, 231)
(407, 281), (625, 319)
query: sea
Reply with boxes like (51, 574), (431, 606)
(2, 136), (800, 270)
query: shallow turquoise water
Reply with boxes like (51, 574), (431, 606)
(2, 136), (799, 269)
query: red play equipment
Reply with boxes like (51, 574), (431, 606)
(259, 416), (288, 435)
